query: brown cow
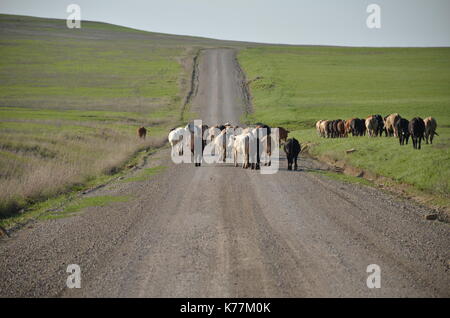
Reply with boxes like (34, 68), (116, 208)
(345, 119), (354, 136)
(137, 126), (147, 139)
(337, 120), (346, 137)
(276, 127), (289, 143)
(423, 117), (438, 144)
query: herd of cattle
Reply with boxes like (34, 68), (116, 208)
(167, 123), (301, 170)
(137, 113), (438, 170)
(315, 114), (438, 149)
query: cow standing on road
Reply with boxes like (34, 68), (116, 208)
(283, 138), (301, 171)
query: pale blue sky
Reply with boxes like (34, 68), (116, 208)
(1, 0), (449, 46)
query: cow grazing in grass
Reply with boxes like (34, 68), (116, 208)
(345, 119), (353, 136)
(424, 117), (438, 144)
(365, 116), (378, 137)
(316, 120), (324, 137)
(320, 120), (329, 138)
(395, 118), (409, 145)
(408, 117), (425, 150)
(137, 126), (147, 139)
(332, 119), (340, 138)
(384, 113), (401, 137)
(350, 118), (364, 136)
(337, 120), (346, 137)
(326, 120), (334, 138)
(374, 115), (384, 137)
(283, 138), (301, 171)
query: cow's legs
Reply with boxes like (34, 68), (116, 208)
(287, 157), (292, 170)
(294, 156), (298, 170)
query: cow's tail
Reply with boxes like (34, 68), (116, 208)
(434, 131), (439, 136)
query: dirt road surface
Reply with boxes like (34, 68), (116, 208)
(1, 49), (449, 298)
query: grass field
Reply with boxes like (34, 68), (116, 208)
(1, 14), (449, 220)
(0, 14), (238, 218)
(238, 46), (450, 205)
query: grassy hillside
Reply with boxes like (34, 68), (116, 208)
(0, 14), (246, 218)
(239, 46), (450, 204)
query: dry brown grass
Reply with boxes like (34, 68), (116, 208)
(0, 123), (168, 217)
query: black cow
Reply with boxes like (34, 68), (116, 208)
(374, 115), (384, 137)
(395, 118), (409, 145)
(283, 138), (301, 171)
(408, 117), (425, 150)
(350, 118), (365, 136)
(326, 120), (334, 138)
(332, 120), (340, 138)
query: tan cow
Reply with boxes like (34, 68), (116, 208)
(384, 113), (401, 137)
(365, 116), (378, 137)
(320, 120), (330, 138)
(423, 117), (438, 144)
(316, 120), (324, 137)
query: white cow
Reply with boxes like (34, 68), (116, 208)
(168, 127), (186, 156)
(228, 133), (250, 168)
(212, 129), (228, 162)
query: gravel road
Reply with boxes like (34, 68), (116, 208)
(0, 48), (449, 298)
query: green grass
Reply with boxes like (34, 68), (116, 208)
(238, 46), (450, 204)
(0, 13), (251, 223)
(308, 169), (373, 187)
(121, 165), (167, 182)
(0, 14), (196, 218)
(41, 195), (132, 220)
